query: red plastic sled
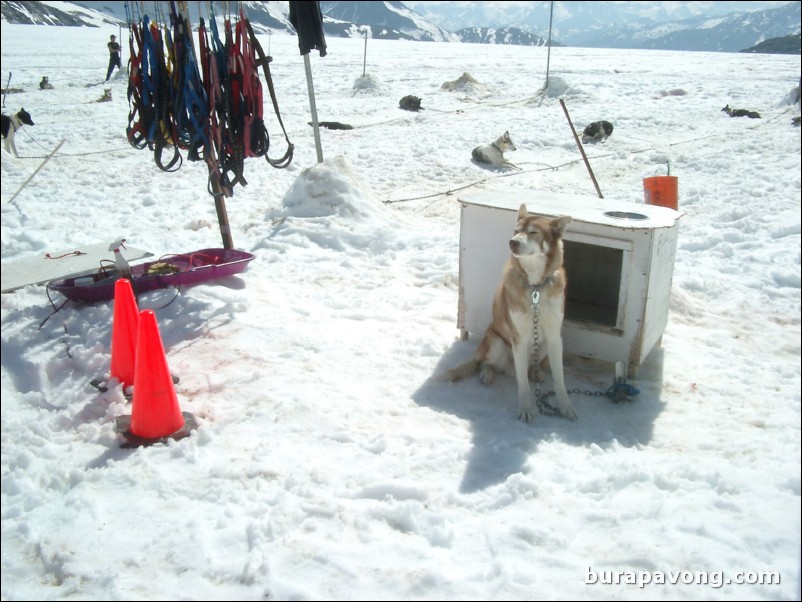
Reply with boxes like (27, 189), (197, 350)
(47, 248), (255, 303)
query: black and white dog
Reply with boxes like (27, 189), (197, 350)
(581, 120), (614, 143)
(2, 108), (35, 157)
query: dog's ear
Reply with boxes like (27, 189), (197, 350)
(517, 204), (529, 220)
(550, 216), (572, 238)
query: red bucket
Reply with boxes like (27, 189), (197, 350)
(643, 176), (678, 210)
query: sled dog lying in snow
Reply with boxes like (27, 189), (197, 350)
(721, 104), (760, 119)
(471, 131), (517, 168)
(581, 120), (614, 143)
(447, 204), (577, 423)
(1, 108), (35, 157)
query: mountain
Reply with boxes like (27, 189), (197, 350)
(1, 1), (455, 43)
(320, 1), (458, 42)
(576, 1), (802, 52)
(406, 0), (801, 53)
(1, 0), (119, 27)
(741, 33), (802, 54)
(64, 0), (294, 33)
(2, 1), (799, 53)
(455, 27), (560, 48)
(0, 1), (293, 33)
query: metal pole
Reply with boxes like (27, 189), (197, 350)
(544, 1), (554, 91)
(362, 29), (368, 77)
(304, 53), (324, 164)
(559, 99), (603, 199)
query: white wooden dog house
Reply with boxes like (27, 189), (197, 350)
(457, 189), (683, 378)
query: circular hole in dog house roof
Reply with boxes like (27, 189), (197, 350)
(604, 211), (648, 220)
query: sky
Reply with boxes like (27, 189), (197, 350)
(1, 13), (801, 602)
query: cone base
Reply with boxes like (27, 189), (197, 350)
(116, 412), (197, 448)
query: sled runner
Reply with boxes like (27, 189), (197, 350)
(47, 248), (255, 303)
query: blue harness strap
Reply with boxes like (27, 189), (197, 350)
(169, 1), (208, 163)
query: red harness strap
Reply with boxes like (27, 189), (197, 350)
(235, 8), (268, 158)
(244, 18), (294, 168)
(199, 17), (232, 198)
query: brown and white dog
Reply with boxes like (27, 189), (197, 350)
(448, 204), (576, 422)
(1, 108), (34, 157)
(95, 88), (113, 103)
(721, 104), (760, 119)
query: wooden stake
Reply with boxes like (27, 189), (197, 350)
(559, 99), (603, 199)
(7, 139), (66, 205)
(210, 177), (234, 249)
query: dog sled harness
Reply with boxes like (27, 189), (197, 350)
(125, 2), (293, 197)
(169, 2), (208, 163)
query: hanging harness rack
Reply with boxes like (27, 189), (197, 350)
(124, 0), (295, 248)
(125, 0), (293, 195)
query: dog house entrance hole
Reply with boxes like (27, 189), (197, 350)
(563, 234), (630, 330)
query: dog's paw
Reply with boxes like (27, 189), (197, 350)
(518, 406), (537, 423)
(559, 402), (578, 420)
(478, 365), (495, 385)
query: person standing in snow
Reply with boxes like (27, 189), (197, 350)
(105, 34), (122, 81)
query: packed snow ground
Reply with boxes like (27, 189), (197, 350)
(2, 20), (801, 601)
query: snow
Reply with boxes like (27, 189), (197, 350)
(2, 18), (801, 602)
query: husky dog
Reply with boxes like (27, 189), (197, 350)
(40, 76), (54, 90)
(448, 204), (576, 423)
(95, 88), (113, 103)
(311, 121), (354, 130)
(582, 120), (614, 143)
(399, 95), (422, 112)
(1, 108), (35, 157)
(722, 104), (760, 119)
(472, 131), (517, 168)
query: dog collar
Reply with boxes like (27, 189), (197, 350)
(530, 273), (556, 289)
(529, 274), (556, 305)
(491, 142), (501, 152)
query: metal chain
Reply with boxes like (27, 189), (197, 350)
(530, 288), (638, 417)
(531, 289), (543, 407)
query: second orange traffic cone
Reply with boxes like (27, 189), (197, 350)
(128, 309), (186, 439)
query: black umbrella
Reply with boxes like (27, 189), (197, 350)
(289, 1), (328, 163)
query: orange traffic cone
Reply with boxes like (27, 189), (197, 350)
(117, 309), (196, 447)
(109, 278), (139, 389)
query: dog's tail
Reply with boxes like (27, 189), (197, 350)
(444, 359), (479, 382)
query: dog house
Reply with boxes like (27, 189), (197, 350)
(456, 189), (683, 378)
